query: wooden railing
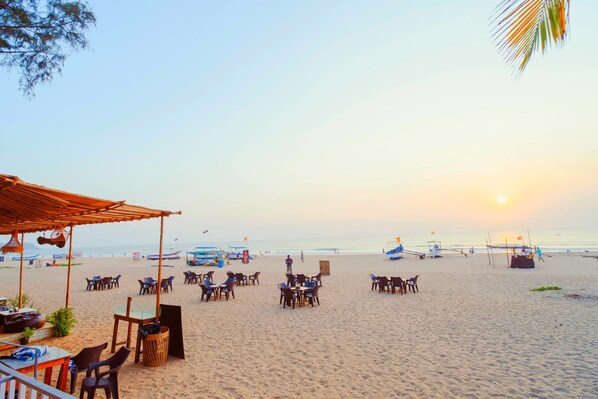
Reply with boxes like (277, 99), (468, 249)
(0, 363), (74, 398)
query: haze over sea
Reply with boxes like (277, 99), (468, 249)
(19, 228), (598, 258)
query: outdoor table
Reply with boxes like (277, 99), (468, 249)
(111, 299), (156, 363)
(291, 286), (311, 306)
(208, 284), (225, 300)
(0, 307), (35, 325)
(0, 346), (70, 392)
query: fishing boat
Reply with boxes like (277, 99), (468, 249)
(11, 253), (40, 261)
(427, 241), (467, 258)
(385, 241), (426, 260)
(147, 250), (181, 260)
(186, 246), (222, 266)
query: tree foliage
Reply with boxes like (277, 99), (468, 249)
(0, 0), (95, 97)
(492, 0), (570, 74)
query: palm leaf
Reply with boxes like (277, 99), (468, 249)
(491, 0), (570, 73)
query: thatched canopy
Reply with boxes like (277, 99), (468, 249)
(0, 174), (178, 234)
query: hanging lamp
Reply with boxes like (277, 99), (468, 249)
(1, 230), (23, 254)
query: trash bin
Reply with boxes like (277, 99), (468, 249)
(218, 260), (224, 268)
(142, 324), (170, 367)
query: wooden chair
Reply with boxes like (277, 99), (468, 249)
(79, 346), (131, 399)
(406, 275), (419, 293)
(304, 285), (320, 307)
(309, 272), (323, 286)
(59, 342), (107, 394)
(369, 274), (378, 291)
(281, 287), (298, 309)
(377, 276), (391, 294)
(390, 277), (405, 295)
(248, 272), (260, 285)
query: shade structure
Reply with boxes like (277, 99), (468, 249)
(0, 174), (177, 234)
(0, 174), (180, 318)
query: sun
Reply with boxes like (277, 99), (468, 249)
(496, 195), (508, 205)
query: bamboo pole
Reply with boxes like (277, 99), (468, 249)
(18, 232), (24, 308)
(65, 225), (74, 308)
(155, 216), (164, 322)
(487, 232), (495, 268)
(505, 237), (510, 267)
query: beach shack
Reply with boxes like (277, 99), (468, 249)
(0, 174), (180, 396)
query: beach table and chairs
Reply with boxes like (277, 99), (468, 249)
(199, 277), (236, 302)
(278, 281), (319, 309)
(370, 274), (418, 294)
(85, 275), (121, 291)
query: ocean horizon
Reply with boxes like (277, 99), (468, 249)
(12, 228), (598, 258)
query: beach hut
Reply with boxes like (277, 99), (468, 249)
(0, 174), (180, 320)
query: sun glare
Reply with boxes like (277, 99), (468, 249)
(496, 195), (508, 205)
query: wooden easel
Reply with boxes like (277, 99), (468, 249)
(111, 297), (155, 363)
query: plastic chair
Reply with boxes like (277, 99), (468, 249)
(248, 272), (260, 285)
(79, 346), (131, 399)
(59, 342), (107, 394)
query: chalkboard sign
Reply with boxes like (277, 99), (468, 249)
(159, 304), (185, 359)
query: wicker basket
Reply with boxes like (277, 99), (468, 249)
(142, 326), (169, 367)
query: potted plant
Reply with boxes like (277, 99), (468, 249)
(47, 307), (76, 337)
(20, 327), (35, 345)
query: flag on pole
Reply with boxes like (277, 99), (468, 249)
(203, 230), (208, 234)
(431, 231), (435, 235)
(395, 236), (401, 243)
(243, 236), (248, 241)
(516, 236), (522, 240)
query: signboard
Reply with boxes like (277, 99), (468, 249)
(159, 304), (185, 359)
(132, 252), (141, 261)
(242, 250), (249, 264)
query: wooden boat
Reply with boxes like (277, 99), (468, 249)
(147, 250), (181, 260)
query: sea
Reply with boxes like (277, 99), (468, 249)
(13, 228), (598, 258)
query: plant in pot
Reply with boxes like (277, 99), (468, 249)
(20, 327), (35, 345)
(47, 307), (76, 337)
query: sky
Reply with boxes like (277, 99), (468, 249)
(1, 1), (597, 246)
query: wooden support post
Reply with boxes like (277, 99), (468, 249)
(65, 225), (74, 309)
(505, 237), (510, 267)
(155, 216), (164, 322)
(18, 232), (24, 308)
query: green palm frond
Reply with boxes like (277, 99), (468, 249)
(491, 0), (570, 73)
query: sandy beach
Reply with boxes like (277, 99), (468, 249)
(1, 252), (597, 398)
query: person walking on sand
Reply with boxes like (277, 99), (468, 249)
(286, 255), (293, 274)
(536, 247), (545, 262)
(300, 251), (304, 263)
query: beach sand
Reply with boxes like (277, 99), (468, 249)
(1, 252), (597, 398)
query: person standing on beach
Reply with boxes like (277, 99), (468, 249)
(300, 251), (304, 263)
(286, 255), (293, 274)
(536, 247), (545, 262)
